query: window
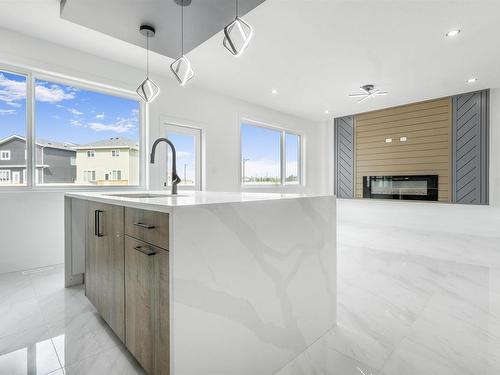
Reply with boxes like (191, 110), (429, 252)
(83, 170), (96, 182)
(0, 70), (27, 186)
(164, 123), (202, 190)
(112, 170), (122, 180)
(1, 64), (143, 189)
(0, 170), (11, 183)
(0, 150), (10, 160)
(35, 78), (140, 186)
(241, 122), (302, 186)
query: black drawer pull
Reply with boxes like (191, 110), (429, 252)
(95, 210), (104, 237)
(133, 222), (156, 229)
(134, 245), (156, 256)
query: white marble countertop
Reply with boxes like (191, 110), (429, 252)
(65, 190), (331, 212)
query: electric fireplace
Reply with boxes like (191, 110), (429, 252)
(363, 175), (438, 201)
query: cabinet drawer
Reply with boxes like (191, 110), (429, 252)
(125, 207), (169, 249)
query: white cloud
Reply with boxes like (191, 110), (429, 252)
(0, 109), (16, 115)
(131, 108), (139, 117)
(68, 108), (83, 116)
(0, 73), (26, 106)
(243, 159), (281, 178)
(88, 118), (136, 133)
(70, 119), (84, 127)
(176, 151), (192, 159)
(35, 83), (75, 103)
(95, 113), (105, 119)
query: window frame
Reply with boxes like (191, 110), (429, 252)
(111, 149), (120, 157)
(0, 150), (11, 160)
(160, 117), (204, 191)
(0, 62), (146, 191)
(0, 170), (11, 183)
(239, 118), (304, 188)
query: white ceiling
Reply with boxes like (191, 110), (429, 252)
(1, 0), (499, 121)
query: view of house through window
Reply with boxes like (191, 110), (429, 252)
(0, 70), (27, 186)
(241, 122), (302, 185)
(34, 79), (140, 186)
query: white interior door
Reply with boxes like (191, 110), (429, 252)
(160, 123), (202, 191)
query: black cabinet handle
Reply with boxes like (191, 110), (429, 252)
(133, 222), (156, 229)
(95, 210), (104, 237)
(134, 245), (156, 256)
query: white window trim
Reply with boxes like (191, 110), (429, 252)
(239, 117), (305, 188)
(87, 150), (96, 158)
(0, 170), (11, 182)
(111, 149), (120, 157)
(0, 150), (11, 160)
(0, 62), (147, 192)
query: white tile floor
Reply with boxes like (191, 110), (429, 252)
(0, 265), (144, 375)
(1, 217), (499, 375)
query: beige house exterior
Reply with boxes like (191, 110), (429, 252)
(74, 137), (139, 185)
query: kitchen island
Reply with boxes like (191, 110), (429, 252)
(64, 191), (336, 375)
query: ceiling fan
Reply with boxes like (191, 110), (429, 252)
(349, 84), (388, 103)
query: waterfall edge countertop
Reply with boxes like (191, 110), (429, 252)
(65, 190), (326, 212)
(64, 191), (337, 375)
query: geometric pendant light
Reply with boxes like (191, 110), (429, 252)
(136, 24), (160, 103)
(223, 0), (254, 57)
(170, 0), (194, 86)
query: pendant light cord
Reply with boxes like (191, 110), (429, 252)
(236, 0), (239, 17)
(181, 0), (184, 56)
(146, 33), (149, 78)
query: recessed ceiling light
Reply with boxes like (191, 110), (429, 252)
(467, 77), (477, 84)
(271, 89), (278, 95)
(446, 29), (461, 37)
(324, 110), (329, 114)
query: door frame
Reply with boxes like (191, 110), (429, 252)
(160, 122), (203, 191)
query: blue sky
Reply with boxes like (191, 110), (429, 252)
(241, 124), (281, 178)
(166, 132), (196, 183)
(0, 70), (139, 145)
(241, 124), (299, 179)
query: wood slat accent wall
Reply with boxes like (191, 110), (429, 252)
(354, 97), (452, 202)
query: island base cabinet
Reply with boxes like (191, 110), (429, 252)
(85, 202), (125, 342)
(125, 236), (170, 375)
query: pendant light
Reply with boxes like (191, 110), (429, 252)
(170, 0), (194, 86)
(136, 24), (160, 103)
(223, 0), (254, 57)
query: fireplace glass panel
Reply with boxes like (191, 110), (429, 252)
(363, 175), (438, 201)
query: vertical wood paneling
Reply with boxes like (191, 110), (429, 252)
(334, 116), (355, 198)
(354, 98), (452, 202)
(452, 90), (489, 204)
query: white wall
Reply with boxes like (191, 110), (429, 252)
(0, 28), (328, 273)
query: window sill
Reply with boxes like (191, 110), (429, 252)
(0, 185), (145, 194)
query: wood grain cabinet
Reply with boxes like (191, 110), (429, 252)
(125, 236), (170, 375)
(85, 202), (125, 342)
(85, 202), (169, 374)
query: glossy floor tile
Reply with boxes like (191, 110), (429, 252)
(0, 264), (142, 375)
(1, 216), (500, 374)
(275, 219), (500, 375)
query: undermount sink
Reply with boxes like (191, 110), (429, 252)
(106, 193), (187, 199)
